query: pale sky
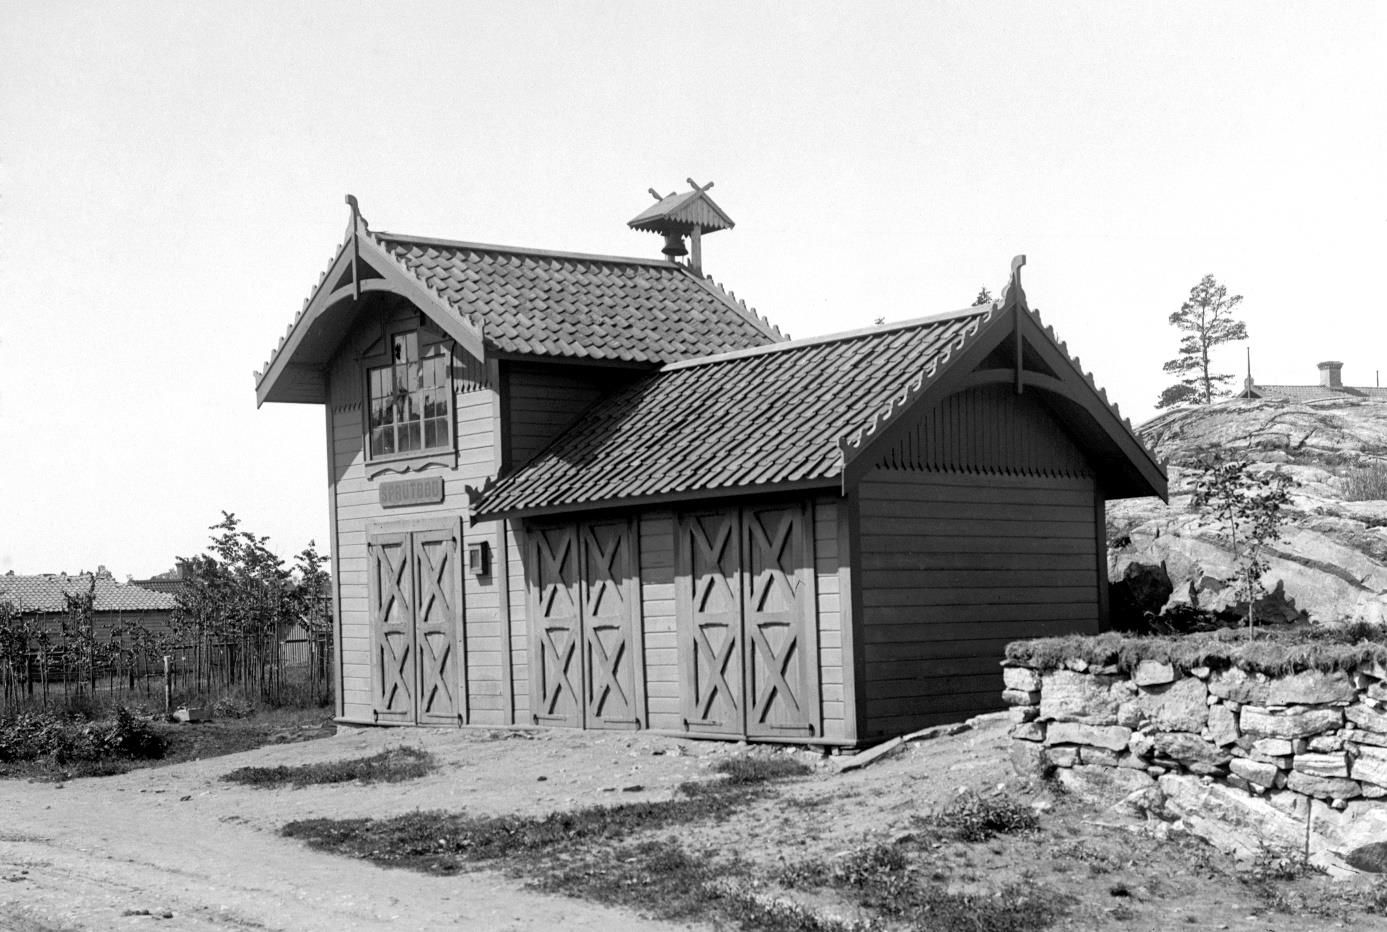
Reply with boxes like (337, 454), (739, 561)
(2, 2), (1383, 578)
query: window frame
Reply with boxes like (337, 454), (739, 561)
(362, 325), (457, 470)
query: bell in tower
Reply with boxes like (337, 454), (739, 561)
(627, 178), (735, 276)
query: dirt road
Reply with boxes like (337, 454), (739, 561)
(0, 726), (732, 931)
(3, 718), (1376, 931)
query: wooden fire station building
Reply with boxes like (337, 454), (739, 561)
(255, 186), (1166, 746)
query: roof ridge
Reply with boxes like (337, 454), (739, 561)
(660, 303), (995, 372)
(373, 230), (681, 269)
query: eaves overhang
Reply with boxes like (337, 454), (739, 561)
(254, 199), (486, 407)
(838, 257), (1168, 503)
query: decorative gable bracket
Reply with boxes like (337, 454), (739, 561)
(254, 197), (486, 407)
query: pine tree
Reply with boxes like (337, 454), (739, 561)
(1157, 275), (1247, 408)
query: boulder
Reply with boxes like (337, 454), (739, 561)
(1002, 688), (1040, 707)
(1039, 670), (1121, 724)
(1128, 731), (1155, 758)
(1047, 746), (1079, 767)
(1286, 771), (1360, 800)
(1307, 734), (1344, 753)
(1293, 752), (1350, 779)
(1207, 704), (1239, 746)
(1108, 561), (1174, 632)
(1003, 666), (1042, 693)
(1158, 774), (1307, 858)
(1045, 721), (1132, 751)
(1310, 800), (1387, 875)
(1011, 721), (1046, 742)
(1009, 739), (1049, 777)
(1135, 676), (1209, 732)
(1134, 659), (1177, 688)
(1208, 667), (1270, 705)
(1348, 704), (1387, 733)
(1268, 669), (1358, 706)
(1056, 763), (1155, 800)
(1351, 745), (1387, 788)
(1251, 737), (1295, 757)
(1116, 702), (1143, 729)
(1240, 706), (1343, 739)
(1228, 757), (1281, 789)
(1350, 729), (1387, 748)
(1080, 746), (1121, 767)
(1150, 732), (1231, 774)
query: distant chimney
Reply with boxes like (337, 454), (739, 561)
(1318, 360), (1344, 388)
(628, 179), (735, 276)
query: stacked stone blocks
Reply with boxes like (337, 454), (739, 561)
(1006, 659), (1387, 803)
(1005, 655), (1387, 875)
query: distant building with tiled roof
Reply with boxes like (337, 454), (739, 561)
(1238, 361), (1387, 402)
(0, 570), (176, 637)
(256, 187), (1166, 744)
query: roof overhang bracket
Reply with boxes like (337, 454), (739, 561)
(346, 193), (363, 301)
(1008, 254), (1027, 395)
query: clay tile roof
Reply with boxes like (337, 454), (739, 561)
(1244, 385), (1387, 402)
(371, 233), (780, 364)
(0, 574), (178, 614)
(472, 308), (991, 518)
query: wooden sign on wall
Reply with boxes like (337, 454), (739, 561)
(379, 476), (445, 508)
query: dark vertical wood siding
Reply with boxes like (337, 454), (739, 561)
(856, 385), (1101, 739)
(879, 384), (1091, 477)
(503, 362), (642, 469)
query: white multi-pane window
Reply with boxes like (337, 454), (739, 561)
(367, 331), (451, 458)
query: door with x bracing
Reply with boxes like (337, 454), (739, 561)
(367, 522), (464, 725)
(676, 503), (820, 739)
(527, 519), (641, 730)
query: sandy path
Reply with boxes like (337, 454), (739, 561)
(0, 726), (726, 931)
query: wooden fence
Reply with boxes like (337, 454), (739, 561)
(0, 633), (333, 711)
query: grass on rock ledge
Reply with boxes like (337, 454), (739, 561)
(1007, 624), (1387, 677)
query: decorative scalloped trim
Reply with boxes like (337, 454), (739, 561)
(330, 402), (362, 413)
(365, 458), (456, 480)
(1029, 306), (1166, 468)
(695, 273), (788, 342)
(837, 310), (991, 459)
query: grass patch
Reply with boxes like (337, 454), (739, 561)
(1344, 462), (1387, 502)
(1006, 625), (1387, 677)
(678, 752), (814, 797)
(935, 791), (1039, 842)
(223, 746), (434, 788)
(284, 757), (1068, 932)
(780, 841), (1069, 931)
(284, 784), (762, 873)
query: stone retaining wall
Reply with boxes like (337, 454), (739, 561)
(1004, 657), (1387, 876)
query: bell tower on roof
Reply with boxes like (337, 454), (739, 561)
(627, 178), (734, 276)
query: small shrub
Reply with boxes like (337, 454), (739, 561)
(107, 707), (166, 760)
(213, 695), (256, 719)
(0, 707), (163, 764)
(223, 746), (434, 788)
(937, 792), (1039, 842)
(1344, 462), (1387, 502)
